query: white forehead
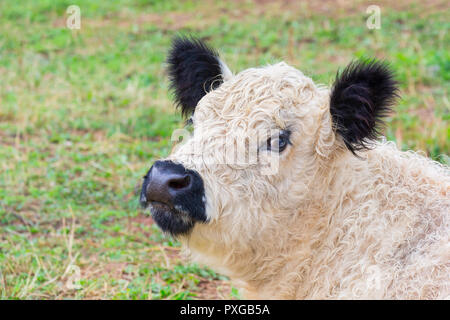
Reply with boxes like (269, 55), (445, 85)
(192, 62), (319, 130)
(231, 62), (309, 86)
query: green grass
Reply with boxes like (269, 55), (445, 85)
(0, 0), (448, 299)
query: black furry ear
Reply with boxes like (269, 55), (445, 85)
(330, 59), (399, 155)
(167, 36), (225, 118)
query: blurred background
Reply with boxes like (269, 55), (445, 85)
(0, 0), (448, 299)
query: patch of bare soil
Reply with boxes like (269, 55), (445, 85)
(248, 0), (448, 17)
(51, 0), (448, 33)
(195, 279), (233, 300)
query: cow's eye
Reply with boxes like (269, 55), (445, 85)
(267, 130), (291, 153)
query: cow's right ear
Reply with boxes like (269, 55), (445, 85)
(167, 36), (232, 118)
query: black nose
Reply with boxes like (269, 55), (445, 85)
(141, 160), (204, 207)
(140, 160), (207, 234)
(142, 162), (192, 207)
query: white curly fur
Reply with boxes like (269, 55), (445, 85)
(166, 62), (450, 299)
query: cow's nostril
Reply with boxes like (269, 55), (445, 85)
(142, 161), (203, 211)
(168, 175), (191, 190)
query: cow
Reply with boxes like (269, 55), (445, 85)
(140, 36), (449, 299)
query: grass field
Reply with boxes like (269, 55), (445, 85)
(0, 0), (448, 299)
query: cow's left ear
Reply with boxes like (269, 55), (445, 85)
(167, 36), (232, 118)
(330, 59), (399, 155)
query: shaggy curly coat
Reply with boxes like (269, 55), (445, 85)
(150, 37), (450, 299)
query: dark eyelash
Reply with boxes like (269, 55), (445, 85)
(281, 130), (292, 142)
(267, 130), (292, 152)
